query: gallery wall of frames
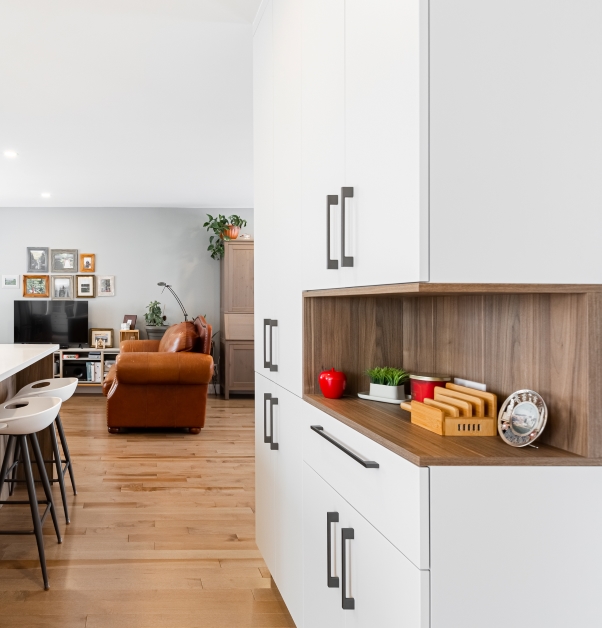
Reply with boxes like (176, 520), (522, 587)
(1, 248), (115, 299)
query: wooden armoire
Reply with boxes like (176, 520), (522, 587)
(220, 239), (254, 399)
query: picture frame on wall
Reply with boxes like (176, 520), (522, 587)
(97, 275), (115, 297)
(2, 275), (19, 289)
(89, 328), (114, 348)
(79, 253), (95, 272)
(23, 275), (50, 298)
(51, 249), (78, 272)
(27, 247), (49, 272)
(51, 275), (74, 300)
(76, 275), (95, 298)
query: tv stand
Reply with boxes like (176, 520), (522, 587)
(53, 347), (120, 388)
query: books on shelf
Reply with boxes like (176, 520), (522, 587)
(85, 362), (103, 383)
(63, 353), (80, 360)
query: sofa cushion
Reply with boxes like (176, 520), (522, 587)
(192, 316), (212, 355)
(158, 322), (198, 353)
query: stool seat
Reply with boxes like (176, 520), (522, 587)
(15, 378), (77, 403)
(0, 397), (62, 435)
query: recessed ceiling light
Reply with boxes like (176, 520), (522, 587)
(3, 150), (18, 159)
(40, 192), (51, 198)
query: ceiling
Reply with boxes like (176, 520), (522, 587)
(0, 1), (261, 207)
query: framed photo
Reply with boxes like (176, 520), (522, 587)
(23, 275), (50, 298)
(79, 253), (95, 272)
(27, 247), (49, 272)
(2, 275), (19, 289)
(89, 328), (114, 348)
(97, 275), (115, 297)
(122, 315), (137, 330)
(51, 275), (74, 300)
(51, 249), (78, 273)
(76, 275), (96, 298)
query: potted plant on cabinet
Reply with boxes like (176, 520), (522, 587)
(145, 300), (168, 340)
(365, 366), (409, 401)
(203, 214), (248, 260)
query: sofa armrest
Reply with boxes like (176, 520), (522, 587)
(115, 352), (214, 385)
(120, 340), (160, 353)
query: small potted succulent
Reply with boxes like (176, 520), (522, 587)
(203, 214), (248, 260)
(365, 366), (409, 400)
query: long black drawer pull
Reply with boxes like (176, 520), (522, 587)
(269, 396), (279, 450)
(341, 527), (355, 610)
(327, 194), (339, 270)
(269, 320), (278, 372)
(341, 187), (354, 267)
(263, 393), (272, 444)
(310, 426), (379, 468)
(263, 319), (270, 369)
(327, 512), (339, 588)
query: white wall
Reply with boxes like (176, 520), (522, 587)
(0, 207), (254, 344)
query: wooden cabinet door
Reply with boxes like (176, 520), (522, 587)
(303, 462), (346, 628)
(222, 243), (254, 313)
(254, 374), (276, 573)
(272, 383), (304, 626)
(225, 342), (254, 393)
(343, 0), (428, 287)
(301, 0), (346, 291)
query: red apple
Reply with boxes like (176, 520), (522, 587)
(319, 368), (347, 399)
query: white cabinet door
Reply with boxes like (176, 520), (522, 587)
(304, 462), (429, 628)
(344, 0), (428, 287)
(303, 461), (347, 628)
(272, 382), (305, 626)
(253, 0), (277, 374)
(254, 374), (276, 572)
(301, 0), (346, 291)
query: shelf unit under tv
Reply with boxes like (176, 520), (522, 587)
(53, 348), (120, 388)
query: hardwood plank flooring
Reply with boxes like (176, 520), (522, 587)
(0, 395), (294, 628)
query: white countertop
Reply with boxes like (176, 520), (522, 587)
(0, 344), (59, 383)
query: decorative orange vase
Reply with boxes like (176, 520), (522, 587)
(223, 225), (240, 240)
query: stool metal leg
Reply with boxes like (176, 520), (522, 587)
(0, 436), (16, 497)
(29, 434), (62, 544)
(49, 424), (69, 523)
(21, 435), (50, 590)
(55, 413), (77, 495)
(8, 438), (19, 497)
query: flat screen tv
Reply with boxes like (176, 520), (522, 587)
(14, 300), (88, 346)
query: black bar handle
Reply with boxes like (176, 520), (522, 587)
(263, 393), (272, 444)
(342, 527), (355, 610)
(269, 320), (278, 372)
(269, 396), (279, 450)
(310, 426), (379, 468)
(327, 194), (339, 270)
(341, 187), (354, 267)
(263, 319), (271, 369)
(327, 512), (340, 588)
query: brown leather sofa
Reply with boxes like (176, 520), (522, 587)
(103, 317), (214, 434)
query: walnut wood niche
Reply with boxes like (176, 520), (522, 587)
(303, 284), (602, 463)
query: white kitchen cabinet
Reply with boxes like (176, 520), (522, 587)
(253, 0), (303, 397)
(301, 0), (428, 290)
(255, 374), (304, 626)
(303, 462), (429, 628)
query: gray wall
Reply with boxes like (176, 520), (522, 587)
(0, 208), (254, 344)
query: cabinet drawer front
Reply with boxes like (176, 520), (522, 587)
(223, 313), (254, 340)
(303, 401), (429, 569)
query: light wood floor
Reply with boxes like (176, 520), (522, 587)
(0, 395), (295, 628)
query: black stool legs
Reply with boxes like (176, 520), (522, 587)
(56, 413), (77, 495)
(0, 434), (62, 591)
(49, 424), (70, 523)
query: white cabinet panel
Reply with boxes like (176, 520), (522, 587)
(344, 0), (428, 286)
(303, 462), (429, 628)
(430, 466), (602, 627)
(255, 373), (276, 571)
(301, 0), (346, 291)
(303, 400), (430, 569)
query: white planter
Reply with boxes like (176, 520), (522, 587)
(369, 383), (405, 400)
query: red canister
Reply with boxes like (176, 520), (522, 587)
(409, 373), (452, 402)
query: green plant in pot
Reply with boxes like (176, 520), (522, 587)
(365, 366), (409, 401)
(145, 300), (166, 327)
(203, 214), (248, 260)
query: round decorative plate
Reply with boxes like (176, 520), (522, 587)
(498, 389), (548, 447)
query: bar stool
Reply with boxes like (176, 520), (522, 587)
(0, 396), (63, 590)
(9, 378), (78, 523)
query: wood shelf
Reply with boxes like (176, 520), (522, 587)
(305, 394), (601, 467)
